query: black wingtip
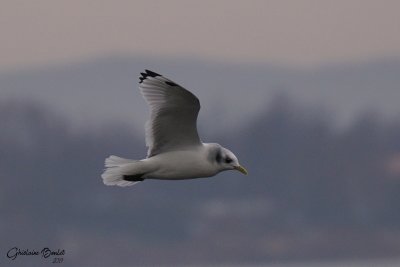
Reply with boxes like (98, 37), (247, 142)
(139, 69), (162, 83)
(145, 69), (161, 77)
(165, 81), (178, 86)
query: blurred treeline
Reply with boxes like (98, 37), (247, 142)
(1, 96), (400, 265)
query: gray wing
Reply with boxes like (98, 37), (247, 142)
(139, 70), (202, 157)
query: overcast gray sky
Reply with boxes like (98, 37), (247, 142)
(1, 0), (400, 71)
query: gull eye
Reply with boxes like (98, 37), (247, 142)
(225, 157), (232, 164)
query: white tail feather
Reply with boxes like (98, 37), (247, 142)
(105, 155), (136, 167)
(101, 155), (141, 187)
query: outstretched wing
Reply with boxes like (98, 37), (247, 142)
(139, 70), (202, 157)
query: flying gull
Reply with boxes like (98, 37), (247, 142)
(101, 70), (247, 187)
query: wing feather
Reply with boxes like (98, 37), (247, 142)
(139, 70), (201, 157)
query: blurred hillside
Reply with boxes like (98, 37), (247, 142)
(1, 93), (400, 266)
(1, 56), (400, 133)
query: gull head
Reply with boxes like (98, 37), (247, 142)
(208, 143), (248, 175)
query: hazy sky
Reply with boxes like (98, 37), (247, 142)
(1, 0), (400, 70)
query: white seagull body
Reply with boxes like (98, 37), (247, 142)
(101, 70), (247, 187)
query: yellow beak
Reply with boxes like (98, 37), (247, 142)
(234, 165), (248, 175)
